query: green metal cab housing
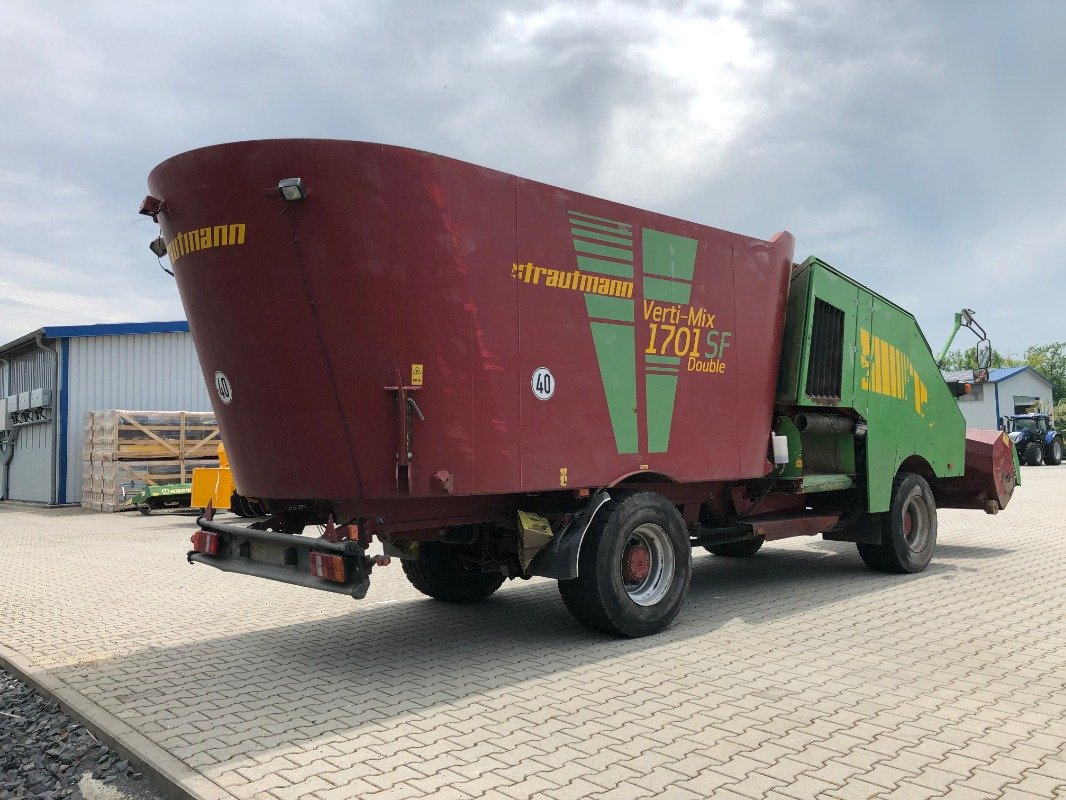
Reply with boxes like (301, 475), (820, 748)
(777, 258), (965, 512)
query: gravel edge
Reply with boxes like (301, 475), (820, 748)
(0, 643), (236, 800)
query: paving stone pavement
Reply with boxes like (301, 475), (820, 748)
(2, 467), (1065, 800)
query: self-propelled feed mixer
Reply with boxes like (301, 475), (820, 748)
(142, 140), (1018, 637)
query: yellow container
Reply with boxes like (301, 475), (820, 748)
(191, 443), (234, 509)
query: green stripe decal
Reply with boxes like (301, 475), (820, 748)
(570, 227), (633, 246)
(646, 374), (679, 453)
(641, 229), (697, 280)
(643, 276), (692, 305)
(589, 321), (638, 453)
(585, 294), (634, 322)
(645, 354), (681, 365)
(574, 239), (633, 261)
(576, 256), (633, 278)
(641, 228), (698, 454)
(569, 218), (636, 236)
(568, 211), (633, 229)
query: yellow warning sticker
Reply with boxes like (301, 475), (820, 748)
(559, 467), (568, 487)
(411, 363), (424, 386)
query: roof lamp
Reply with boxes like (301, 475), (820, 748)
(278, 178), (307, 201)
(149, 236), (168, 257)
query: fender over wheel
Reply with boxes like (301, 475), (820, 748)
(857, 472), (937, 574)
(558, 491), (692, 638)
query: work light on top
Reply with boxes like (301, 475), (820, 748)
(278, 178), (307, 201)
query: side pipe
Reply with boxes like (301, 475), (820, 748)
(793, 413), (856, 435)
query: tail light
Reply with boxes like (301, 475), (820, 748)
(309, 552), (346, 583)
(191, 530), (220, 555)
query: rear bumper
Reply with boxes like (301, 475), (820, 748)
(188, 515), (370, 598)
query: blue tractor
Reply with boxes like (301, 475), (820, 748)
(1005, 413), (1064, 466)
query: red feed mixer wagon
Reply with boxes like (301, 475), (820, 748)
(142, 140), (1018, 637)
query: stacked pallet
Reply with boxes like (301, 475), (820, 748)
(80, 410), (221, 512)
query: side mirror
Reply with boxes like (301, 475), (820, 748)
(975, 339), (992, 369)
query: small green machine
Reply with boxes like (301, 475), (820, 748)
(125, 482), (193, 515)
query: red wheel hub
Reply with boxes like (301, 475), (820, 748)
(622, 543), (651, 582)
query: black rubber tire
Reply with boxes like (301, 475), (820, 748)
(138, 505), (151, 516)
(1046, 438), (1063, 466)
(856, 472), (937, 574)
(1024, 442), (1044, 466)
(705, 538), (764, 557)
(558, 491), (692, 638)
(230, 493), (257, 517)
(401, 541), (505, 602)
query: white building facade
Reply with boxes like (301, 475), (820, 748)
(0, 322), (212, 504)
(943, 366), (1055, 430)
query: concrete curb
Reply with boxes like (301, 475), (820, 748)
(0, 642), (238, 800)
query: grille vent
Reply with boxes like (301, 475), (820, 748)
(805, 298), (845, 402)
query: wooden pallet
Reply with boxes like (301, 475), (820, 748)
(83, 410), (220, 462)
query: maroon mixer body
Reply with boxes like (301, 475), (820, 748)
(144, 140), (1015, 637)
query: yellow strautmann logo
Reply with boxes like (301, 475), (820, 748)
(167, 223), (246, 265)
(860, 329), (928, 415)
(511, 261), (633, 299)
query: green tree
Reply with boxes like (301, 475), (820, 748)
(1023, 342), (1066, 401)
(940, 347), (1019, 371)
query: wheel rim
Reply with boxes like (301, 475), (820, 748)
(620, 523), (675, 607)
(1055, 441), (1062, 460)
(901, 493), (931, 552)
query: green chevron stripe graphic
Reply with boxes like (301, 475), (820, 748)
(569, 211), (638, 454)
(569, 215), (698, 456)
(642, 229), (698, 453)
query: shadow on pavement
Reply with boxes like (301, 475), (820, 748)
(44, 535), (990, 763)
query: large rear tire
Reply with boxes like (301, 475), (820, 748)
(558, 492), (692, 638)
(402, 541), (505, 602)
(1024, 442), (1044, 466)
(1046, 438), (1063, 466)
(705, 538), (763, 557)
(856, 472), (937, 574)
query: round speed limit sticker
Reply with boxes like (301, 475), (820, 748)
(214, 371), (233, 405)
(531, 367), (555, 400)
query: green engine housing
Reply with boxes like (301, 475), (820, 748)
(776, 258), (965, 513)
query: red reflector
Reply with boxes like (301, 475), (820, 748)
(191, 530), (220, 555)
(309, 552), (346, 583)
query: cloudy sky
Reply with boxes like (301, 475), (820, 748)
(1, 1), (1063, 354)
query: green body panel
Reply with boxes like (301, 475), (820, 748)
(130, 482), (192, 505)
(777, 258), (966, 513)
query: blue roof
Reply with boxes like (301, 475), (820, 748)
(941, 365), (1052, 388)
(43, 321), (190, 338)
(988, 366), (1028, 382)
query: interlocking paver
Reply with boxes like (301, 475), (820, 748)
(2, 467), (1066, 800)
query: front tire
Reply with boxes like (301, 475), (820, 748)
(1024, 442), (1044, 466)
(705, 538), (763, 557)
(856, 472), (937, 574)
(401, 541), (505, 602)
(1046, 438), (1063, 466)
(558, 492), (692, 637)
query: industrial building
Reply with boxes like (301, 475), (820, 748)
(0, 322), (211, 505)
(942, 366), (1055, 430)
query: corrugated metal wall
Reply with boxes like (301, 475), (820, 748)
(1003, 371), (1053, 415)
(64, 332), (213, 503)
(3, 342), (57, 503)
(955, 382), (997, 430)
